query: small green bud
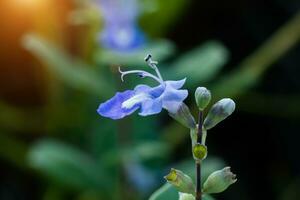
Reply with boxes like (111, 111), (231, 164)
(193, 143), (207, 160)
(203, 98), (235, 130)
(169, 103), (196, 129)
(164, 168), (195, 195)
(178, 192), (195, 200)
(195, 87), (211, 110)
(203, 167), (237, 194)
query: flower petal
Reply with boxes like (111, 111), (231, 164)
(161, 88), (188, 113)
(149, 85), (165, 98)
(139, 98), (163, 116)
(97, 90), (139, 119)
(134, 84), (152, 93)
(165, 78), (186, 89)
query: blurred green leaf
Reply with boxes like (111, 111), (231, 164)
(0, 133), (28, 169)
(28, 139), (109, 191)
(43, 186), (65, 200)
(0, 101), (43, 132)
(87, 120), (118, 160)
(95, 39), (175, 66)
(134, 141), (170, 161)
(149, 184), (177, 200)
(166, 41), (229, 86)
(140, 0), (189, 37)
(22, 34), (111, 96)
(149, 184), (215, 200)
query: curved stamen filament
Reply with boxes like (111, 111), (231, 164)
(144, 54), (164, 82)
(118, 67), (163, 84)
(152, 63), (164, 82)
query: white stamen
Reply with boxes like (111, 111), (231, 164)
(144, 54), (164, 82)
(118, 67), (163, 84)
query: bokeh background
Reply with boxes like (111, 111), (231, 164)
(0, 0), (300, 200)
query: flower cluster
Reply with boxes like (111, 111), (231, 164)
(97, 55), (237, 200)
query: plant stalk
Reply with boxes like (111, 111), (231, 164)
(196, 111), (203, 200)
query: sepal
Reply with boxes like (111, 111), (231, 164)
(203, 98), (235, 130)
(169, 103), (196, 129)
(164, 168), (195, 195)
(203, 166), (237, 194)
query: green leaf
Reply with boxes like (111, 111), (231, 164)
(0, 101), (42, 133)
(95, 39), (175, 66)
(149, 184), (178, 200)
(140, 0), (189, 37)
(166, 41), (229, 86)
(22, 34), (111, 96)
(149, 184), (215, 200)
(0, 133), (28, 169)
(27, 139), (108, 191)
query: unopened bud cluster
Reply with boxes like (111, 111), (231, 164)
(163, 85), (237, 200)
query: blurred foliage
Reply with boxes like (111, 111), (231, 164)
(22, 34), (112, 97)
(95, 39), (176, 66)
(165, 41), (229, 86)
(28, 140), (109, 191)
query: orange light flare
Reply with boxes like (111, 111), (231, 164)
(8, 0), (48, 10)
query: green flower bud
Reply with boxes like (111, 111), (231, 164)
(203, 167), (237, 194)
(195, 87), (211, 110)
(164, 168), (195, 195)
(193, 143), (207, 160)
(169, 103), (196, 129)
(179, 192), (195, 200)
(203, 98), (235, 130)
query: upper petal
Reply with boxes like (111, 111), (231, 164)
(160, 79), (188, 113)
(161, 89), (188, 113)
(97, 90), (139, 119)
(134, 84), (152, 93)
(164, 78), (186, 89)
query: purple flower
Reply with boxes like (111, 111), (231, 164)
(97, 55), (188, 120)
(97, 0), (145, 51)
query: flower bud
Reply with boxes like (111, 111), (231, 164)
(179, 192), (195, 200)
(203, 98), (235, 130)
(164, 168), (195, 195)
(195, 87), (211, 110)
(169, 103), (196, 129)
(193, 143), (207, 161)
(203, 167), (237, 194)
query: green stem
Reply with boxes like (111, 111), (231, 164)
(196, 111), (203, 200)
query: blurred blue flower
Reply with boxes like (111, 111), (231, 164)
(97, 0), (146, 51)
(97, 55), (188, 119)
(124, 160), (157, 194)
